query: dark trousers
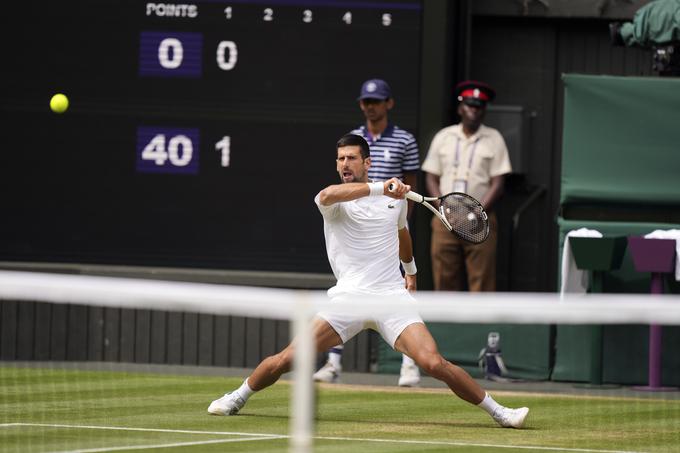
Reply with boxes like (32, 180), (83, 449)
(430, 211), (498, 292)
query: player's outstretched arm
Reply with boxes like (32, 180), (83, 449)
(317, 179), (409, 206)
(398, 227), (417, 292)
(317, 182), (373, 206)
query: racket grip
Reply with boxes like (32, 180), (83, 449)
(389, 183), (424, 203)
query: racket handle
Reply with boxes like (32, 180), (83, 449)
(388, 183), (424, 203)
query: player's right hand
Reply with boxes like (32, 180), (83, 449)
(385, 177), (410, 199)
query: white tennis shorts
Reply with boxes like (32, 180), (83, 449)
(317, 289), (424, 349)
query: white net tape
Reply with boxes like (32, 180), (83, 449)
(1, 270), (679, 325)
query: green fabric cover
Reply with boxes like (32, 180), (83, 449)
(620, 0), (680, 47)
(561, 74), (680, 205)
(554, 218), (680, 384)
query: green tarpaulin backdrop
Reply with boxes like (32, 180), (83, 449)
(558, 74), (680, 385)
(561, 74), (680, 205)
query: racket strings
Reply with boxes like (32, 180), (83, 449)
(440, 194), (490, 244)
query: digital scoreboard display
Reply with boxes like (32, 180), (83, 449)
(1, 1), (422, 273)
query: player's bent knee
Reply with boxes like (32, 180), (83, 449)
(417, 354), (446, 377)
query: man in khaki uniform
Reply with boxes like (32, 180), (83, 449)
(422, 80), (511, 291)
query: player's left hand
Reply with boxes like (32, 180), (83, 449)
(404, 274), (417, 293)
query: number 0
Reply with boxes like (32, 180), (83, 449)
(167, 135), (193, 166)
(216, 41), (238, 71)
(158, 38), (183, 69)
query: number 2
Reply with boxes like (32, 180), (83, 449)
(263, 8), (273, 21)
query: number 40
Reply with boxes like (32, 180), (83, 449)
(142, 134), (193, 166)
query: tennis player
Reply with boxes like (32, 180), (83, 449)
(208, 134), (529, 428)
(315, 78), (421, 387)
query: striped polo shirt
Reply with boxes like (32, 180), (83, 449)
(349, 124), (420, 181)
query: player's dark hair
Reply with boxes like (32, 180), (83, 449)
(336, 134), (370, 159)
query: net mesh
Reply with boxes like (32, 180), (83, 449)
(1, 270), (680, 453)
(440, 192), (490, 244)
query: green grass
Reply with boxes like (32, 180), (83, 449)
(1, 366), (679, 452)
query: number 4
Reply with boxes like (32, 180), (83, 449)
(342, 11), (352, 24)
(142, 134), (167, 165)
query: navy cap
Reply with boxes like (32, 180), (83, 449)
(455, 80), (496, 107)
(357, 79), (392, 101)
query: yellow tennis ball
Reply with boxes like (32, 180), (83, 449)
(50, 93), (69, 113)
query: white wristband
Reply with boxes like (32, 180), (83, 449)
(367, 182), (384, 197)
(401, 258), (417, 275)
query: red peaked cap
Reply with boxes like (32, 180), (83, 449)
(455, 80), (496, 107)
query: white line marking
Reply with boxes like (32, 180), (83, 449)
(49, 437), (283, 453)
(2, 422), (645, 453)
(315, 435), (644, 453)
(1, 422), (280, 438)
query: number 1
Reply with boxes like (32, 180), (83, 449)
(216, 136), (231, 167)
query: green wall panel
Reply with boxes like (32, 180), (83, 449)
(378, 323), (552, 380)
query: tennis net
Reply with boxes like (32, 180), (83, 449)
(1, 270), (680, 453)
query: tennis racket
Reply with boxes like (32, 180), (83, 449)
(389, 183), (489, 244)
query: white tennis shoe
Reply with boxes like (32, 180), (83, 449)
(398, 363), (421, 387)
(207, 392), (246, 416)
(492, 406), (529, 428)
(313, 362), (341, 383)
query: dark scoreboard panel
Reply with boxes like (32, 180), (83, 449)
(0, 1), (422, 273)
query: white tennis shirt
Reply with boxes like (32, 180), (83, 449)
(315, 192), (407, 294)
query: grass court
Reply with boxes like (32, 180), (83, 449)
(1, 366), (679, 452)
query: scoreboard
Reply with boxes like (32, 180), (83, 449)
(1, 1), (422, 273)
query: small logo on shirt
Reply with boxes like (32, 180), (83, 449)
(387, 203), (396, 209)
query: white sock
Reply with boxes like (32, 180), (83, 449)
(402, 354), (416, 367)
(236, 378), (255, 401)
(328, 345), (343, 369)
(477, 392), (502, 416)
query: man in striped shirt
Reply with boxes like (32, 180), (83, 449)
(350, 79), (420, 210)
(313, 79), (422, 387)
